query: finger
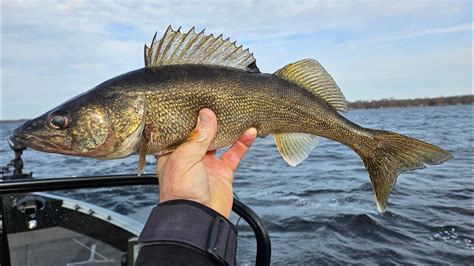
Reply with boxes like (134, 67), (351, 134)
(236, 127), (258, 147)
(156, 154), (170, 177)
(173, 109), (218, 162)
(220, 127), (257, 171)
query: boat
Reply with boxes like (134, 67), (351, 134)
(0, 137), (271, 265)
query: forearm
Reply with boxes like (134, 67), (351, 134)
(136, 200), (238, 266)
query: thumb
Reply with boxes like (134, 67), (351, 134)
(173, 108), (217, 160)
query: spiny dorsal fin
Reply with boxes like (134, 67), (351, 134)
(273, 133), (319, 166)
(145, 26), (259, 72)
(274, 59), (348, 112)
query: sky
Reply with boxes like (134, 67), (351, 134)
(1, 0), (472, 119)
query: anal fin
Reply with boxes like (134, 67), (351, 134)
(273, 133), (319, 166)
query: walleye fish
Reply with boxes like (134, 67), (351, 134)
(13, 26), (453, 212)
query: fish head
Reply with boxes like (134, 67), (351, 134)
(13, 92), (147, 159)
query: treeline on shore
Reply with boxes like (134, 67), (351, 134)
(349, 94), (473, 109)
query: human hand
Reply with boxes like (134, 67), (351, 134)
(156, 109), (257, 218)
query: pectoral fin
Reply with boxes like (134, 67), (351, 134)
(137, 122), (158, 176)
(138, 136), (148, 176)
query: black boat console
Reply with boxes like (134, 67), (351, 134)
(0, 139), (271, 265)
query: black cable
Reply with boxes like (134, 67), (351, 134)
(233, 192), (243, 226)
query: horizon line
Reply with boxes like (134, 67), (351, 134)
(2, 94), (471, 121)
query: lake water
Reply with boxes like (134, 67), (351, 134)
(1, 105), (472, 265)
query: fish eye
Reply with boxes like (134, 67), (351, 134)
(48, 112), (71, 130)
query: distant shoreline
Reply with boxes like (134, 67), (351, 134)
(348, 94), (473, 110)
(1, 95), (472, 122)
(0, 119), (28, 124)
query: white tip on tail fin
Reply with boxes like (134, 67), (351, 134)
(144, 26), (259, 72)
(273, 133), (319, 166)
(274, 59), (348, 112)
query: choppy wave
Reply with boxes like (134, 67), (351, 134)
(1, 105), (473, 264)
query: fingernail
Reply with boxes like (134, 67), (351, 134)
(199, 111), (210, 126)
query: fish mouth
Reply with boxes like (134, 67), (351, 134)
(11, 124), (28, 149)
(13, 129), (72, 154)
(8, 134), (26, 150)
(13, 134), (70, 152)
(12, 119), (72, 153)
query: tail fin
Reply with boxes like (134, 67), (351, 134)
(360, 130), (453, 213)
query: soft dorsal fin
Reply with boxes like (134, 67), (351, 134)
(144, 26), (259, 72)
(274, 59), (348, 112)
(273, 133), (320, 166)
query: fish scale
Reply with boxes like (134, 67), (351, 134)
(13, 26), (452, 213)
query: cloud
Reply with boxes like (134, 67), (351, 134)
(384, 23), (473, 42)
(333, 46), (472, 99)
(1, 0), (472, 119)
(341, 23), (473, 49)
